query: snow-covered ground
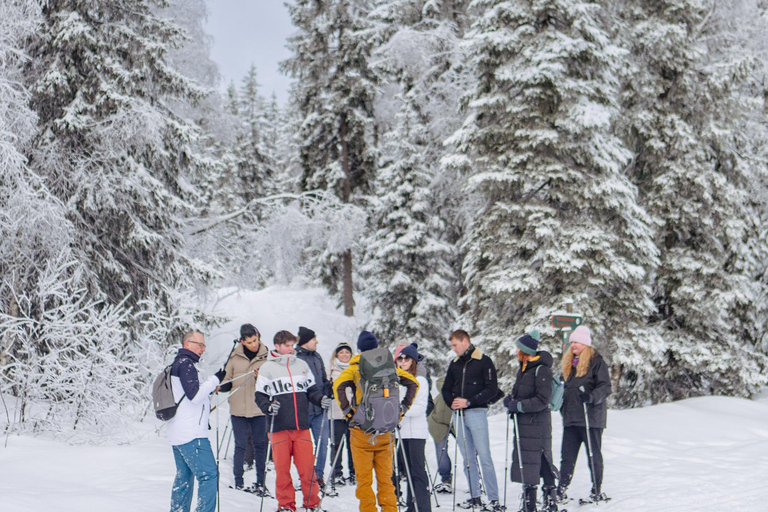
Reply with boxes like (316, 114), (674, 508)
(2, 287), (767, 511)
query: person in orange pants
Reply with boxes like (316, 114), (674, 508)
(255, 330), (333, 512)
(333, 331), (419, 512)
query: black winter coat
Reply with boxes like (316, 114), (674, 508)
(295, 346), (333, 416)
(506, 351), (558, 486)
(560, 351), (611, 429)
(441, 345), (501, 410)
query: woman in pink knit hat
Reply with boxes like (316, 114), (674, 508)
(556, 325), (612, 506)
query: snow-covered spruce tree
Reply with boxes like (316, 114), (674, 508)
(363, 91), (458, 365)
(615, 0), (768, 403)
(25, 0), (215, 323)
(446, 0), (660, 397)
(282, 0), (377, 316)
(362, 0), (473, 359)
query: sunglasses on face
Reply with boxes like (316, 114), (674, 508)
(397, 355), (409, 360)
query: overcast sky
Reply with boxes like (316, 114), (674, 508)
(204, 0), (295, 105)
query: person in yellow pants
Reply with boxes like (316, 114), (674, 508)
(333, 331), (418, 512)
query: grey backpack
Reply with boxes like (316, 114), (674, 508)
(351, 347), (400, 434)
(152, 363), (183, 421)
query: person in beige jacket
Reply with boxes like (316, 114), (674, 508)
(219, 323), (270, 494)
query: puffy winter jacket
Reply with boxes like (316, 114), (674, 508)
(296, 346), (333, 416)
(167, 349), (220, 446)
(254, 351), (324, 433)
(222, 342), (269, 418)
(441, 345), (501, 410)
(506, 351), (557, 486)
(399, 375), (429, 439)
(560, 351), (611, 429)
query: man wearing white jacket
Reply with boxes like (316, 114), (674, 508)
(397, 343), (431, 512)
(167, 331), (226, 512)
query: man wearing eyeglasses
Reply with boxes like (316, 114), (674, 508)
(167, 330), (227, 512)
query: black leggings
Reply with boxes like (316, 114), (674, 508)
(559, 426), (603, 493)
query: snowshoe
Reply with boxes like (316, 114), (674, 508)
(457, 497), (484, 510)
(483, 499), (505, 512)
(434, 482), (453, 494)
(578, 492), (610, 506)
(346, 475), (356, 485)
(332, 475), (347, 487)
(252, 484), (272, 498)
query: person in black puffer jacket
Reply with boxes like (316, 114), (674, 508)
(557, 326), (611, 505)
(503, 331), (560, 512)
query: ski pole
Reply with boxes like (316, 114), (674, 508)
(329, 413), (337, 496)
(305, 408), (327, 512)
(216, 388), (221, 512)
(503, 413), (510, 511)
(451, 414), (459, 511)
(325, 425), (346, 499)
(218, 370), (254, 387)
(260, 412), (277, 512)
(513, 413), (524, 512)
(580, 386), (599, 500)
(223, 420), (233, 460)
(396, 427), (421, 512)
(457, 409), (477, 512)
(429, 436), (449, 492)
(424, 448), (440, 508)
(394, 433), (402, 512)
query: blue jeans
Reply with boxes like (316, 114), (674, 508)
(171, 438), (218, 512)
(454, 409), (498, 501)
(434, 436), (452, 483)
(309, 412), (329, 480)
(231, 415), (267, 487)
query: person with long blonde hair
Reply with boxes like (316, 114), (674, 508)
(557, 326), (611, 506)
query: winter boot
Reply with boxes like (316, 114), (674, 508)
(458, 497), (484, 510)
(555, 484), (569, 504)
(518, 486), (537, 512)
(578, 489), (610, 505)
(434, 481), (453, 494)
(541, 486), (558, 512)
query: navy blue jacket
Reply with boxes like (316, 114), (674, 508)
(295, 346), (333, 416)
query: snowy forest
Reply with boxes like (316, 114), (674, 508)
(2, 0), (768, 437)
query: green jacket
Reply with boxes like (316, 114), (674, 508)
(427, 376), (453, 442)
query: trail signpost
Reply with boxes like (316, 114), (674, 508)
(550, 301), (583, 354)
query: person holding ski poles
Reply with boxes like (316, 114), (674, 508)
(333, 330), (419, 512)
(396, 343), (432, 512)
(295, 326), (334, 491)
(167, 331), (227, 512)
(218, 323), (270, 494)
(328, 341), (356, 487)
(254, 330), (333, 512)
(441, 330), (503, 512)
(503, 330), (560, 512)
(557, 326), (611, 505)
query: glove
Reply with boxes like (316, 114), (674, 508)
(579, 391), (593, 404)
(321, 396), (333, 410)
(268, 401), (281, 416)
(503, 395), (519, 414)
(214, 368), (226, 383)
(400, 403), (409, 416)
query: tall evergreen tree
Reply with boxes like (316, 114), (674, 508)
(616, 0), (768, 403)
(283, 0), (377, 316)
(447, 0), (660, 395)
(26, 0), (213, 328)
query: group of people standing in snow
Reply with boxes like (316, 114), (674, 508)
(165, 323), (612, 512)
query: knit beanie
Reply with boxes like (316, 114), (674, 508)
(569, 325), (592, 346)
(240, 323), (259, 340)
(297, 326), (316, 346)
(399, 343), (420, 361)
(516, 329), (541, 356)
(333, 341), (353, 358)
(357, 330), (379, 352)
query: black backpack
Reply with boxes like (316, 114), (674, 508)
(351, 347), (400, 434)
(152, 362), (184, 421)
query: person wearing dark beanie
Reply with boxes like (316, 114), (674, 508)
(503, 330), (559, 512)
(294, 326), (332, 487)
(357, 330), (378, 352)
(298, 326), (316, 347)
